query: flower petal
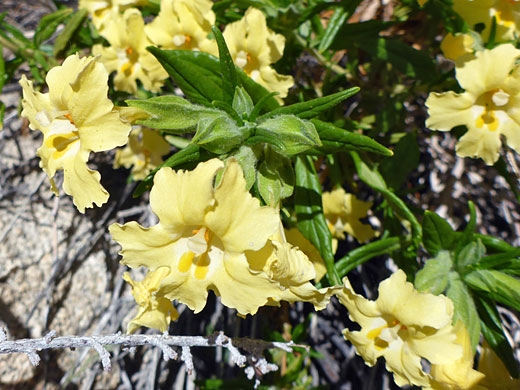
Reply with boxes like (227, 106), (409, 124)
(205, 159), (279, 253)
(150, 159), (223, 232)
(425, 91), (475, 131)
(61, 149), (109, 213)
(456, 126), (502, 165)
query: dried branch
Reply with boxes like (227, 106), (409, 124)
(0, 329), (297, 375)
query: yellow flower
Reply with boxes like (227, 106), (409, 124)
(19, 54), (131, 213)
(418, 0), (429, 6)
(425, 44), (520, 165)
(338, 270), (463, 387)
(323, 188), (378, 246)
(424, 322), (485, 390)
(79, 0), (148, 32)
(92, 8), (168, 93)
(123, 266), (179, 333)
(440, 33), (475, 64)
(223, 7), (294, 98)
(110, 159), (334, 316)
(284, 227), (327, 283)
(114, 127), (170, 180)
(453, 0), (520, 42)
(473, 341), (520, 390)
(145, 0), (217, 54)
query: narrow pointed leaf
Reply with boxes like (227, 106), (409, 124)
(295, 155), (341, 286)
(259, 88), (360, 120)
(158, 50), (280, 112)
(126, 95), (225, 132)
(212, 26), (238, 104)
(311, 119), (392, 156)
(318, 6), (349, 52)
(147, 47), (223, 106)
(34, 8), (73, 48)
(464, 269), (520, 312)
(53, 9), (88, 56)
(475, 296), (520, 378)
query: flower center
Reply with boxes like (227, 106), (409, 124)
(120, 47), (139, 76)
(475, 89), (510, 131)
(177, 227), (214, 280)
(495, 1), (519, 27)
(367, 319), (406, 350)
(235, 50), (260, 77)
(172, 34), (193, 49)
(43, 113), (80, 160)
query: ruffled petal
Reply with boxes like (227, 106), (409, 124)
(205, 160), (279, 253)
(61, 149), (109, 212)
(455, 126), (502, 165)
(425, 91), (475, 131)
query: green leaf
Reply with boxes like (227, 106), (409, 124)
(414, 250), (452, 295)
(34, 8), (73, 48)
(356, 37), (437, 82)
(351, 152), (421, 243)
(422, 211), (457, 255)
(226, 145), (257, 190)
(456, 239), (485, 273)
(335, 237), (401, 277)
(318, 6), (349, 52)
(465, 269), (520, 312)
(258, 87), (360, 120)
(133, 144), (213, 197)
(0, 19), (32, 47)
(153, 50), (280, 113)
(493, 157), (520, 202)
(475, 296), (520, 378)
(148, 47), (224, 106)
(257, 115), (321, 155)
(256, 151), (294, 207)
(311, 119), (392, 156)
(446, 271), (480, 352)
(53, 9), (88, 56)
(232, 86), (254, 120)
(380, 132), (419, 190)
(477, 234), (515, 253)
(294, 155), (341, 286)
(0, 101), (5, 130)
(126, 96), (225, 132)
(192, 116), (244, 154)
(475, 248), (520, 270)
(329, 20), (395, 49)
(212, 26), (238, 104)
(0, 42), (5, 92)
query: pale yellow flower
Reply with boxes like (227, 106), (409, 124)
(473, 341), (520, 390)
(425, 322), (485, 390)
(123, 266), (179, 333)
(441, 33), (475, 64)
(285, 228), (327, 283)
(453, 0), (520, 42)
(19, 54), (131, 213)
(92, 8), (168, 93)
(426, 44), (520, 165)
(338, 270), (463, 387)
(223, 7), (294, 98)
(114, 127), (170, 180)
(145, 0), (217, 54)
(79, 0), (148, 32)
(323, 188), (378, 246)
(110, 159), (333, 316)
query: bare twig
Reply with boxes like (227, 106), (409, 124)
(0, 330), (295, 375)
